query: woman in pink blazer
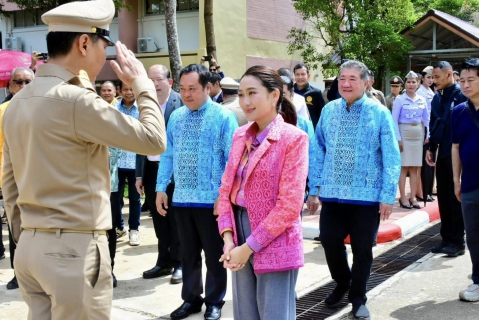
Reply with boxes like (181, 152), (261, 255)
(217, 65), (309, 319)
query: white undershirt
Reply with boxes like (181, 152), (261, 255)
(147, 94), (169, 162)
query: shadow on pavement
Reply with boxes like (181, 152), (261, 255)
(389, 299), (479, 320)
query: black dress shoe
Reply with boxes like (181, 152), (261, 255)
(112, 273), (117, 288)
(170, 267), (183, 284)
(204, 305), (221, 320)
(170, 302), (202, 320)
(0, 253), (5, 260)
(142, 266), (173, 279)
(431, 242), (449, 253)
(443, 244), (466, 257)
(325, 285), (350, 308)
(313, 236), (321, 242)
(416, 195), (424, 202)
(7, 276), (18, 290)
(399, 199), (412, 209)
(426, 195), (435, 202)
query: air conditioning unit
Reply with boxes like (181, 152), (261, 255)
(137, 37), (157, 53)
(5, 37), (22, 51)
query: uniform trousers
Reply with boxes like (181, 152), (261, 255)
(436, 154), (465, 246)
(320, 202), (379, 307)
(175, 206), (226, 307)
(232, 206), (298, 320)
(15, 230), (112, 320)
(144, 159), (180, 268)
(461, 188), (479, 284)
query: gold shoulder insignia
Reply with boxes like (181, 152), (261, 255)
(69, 70), (94, 90)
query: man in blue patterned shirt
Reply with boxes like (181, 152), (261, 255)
(113, 82), (142, 246)
(156, 64), (238, 320)
(316, 60), (401, 320)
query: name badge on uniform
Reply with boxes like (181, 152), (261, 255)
(306, 96), (313, 106)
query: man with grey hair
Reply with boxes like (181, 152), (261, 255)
(316, 60), (401, 319)
(426, 61), (467, 256)
(0, 66), (35, 291)
(136, 64), (183, 283)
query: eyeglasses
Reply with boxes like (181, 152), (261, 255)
(210, 68), (216, 72)
(12, 80), (31, 85)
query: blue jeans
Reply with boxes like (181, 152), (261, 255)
(461, 188), (479, 284)
(113, 168), (141, 231)
(320, 201), (379, 307)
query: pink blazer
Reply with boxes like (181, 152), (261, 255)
(217, 115), (309, 274)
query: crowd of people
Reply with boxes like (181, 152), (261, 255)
(1, 1), (479, 320)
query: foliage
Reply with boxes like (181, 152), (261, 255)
(411, 0), (479, 23)
(288, 0), (417, 76)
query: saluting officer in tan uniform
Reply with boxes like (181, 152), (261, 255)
(2, 0), (166, 318)
(386, 76), (404, 112)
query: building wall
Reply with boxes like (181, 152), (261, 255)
(246, 0), (304, 43)
(211, 0), (326, 82)
(140, 12), (200, 52)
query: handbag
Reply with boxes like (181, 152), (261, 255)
(429, 89), (459, 144)
(466, 101), (479, 130)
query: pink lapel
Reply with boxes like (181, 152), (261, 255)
(244, 116), (283, 183)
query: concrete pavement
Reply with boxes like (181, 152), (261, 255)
(330, 240), (479, 319)
(0, 187), (457, 319)
(0, 205), (420, 319)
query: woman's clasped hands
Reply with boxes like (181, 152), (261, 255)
(219, 233), (253, 272)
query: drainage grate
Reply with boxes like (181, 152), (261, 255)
(296, 222), (441, 320)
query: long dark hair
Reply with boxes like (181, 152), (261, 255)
(241, 65), (297, 126)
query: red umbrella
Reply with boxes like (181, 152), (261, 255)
(0, 50), (43, 88)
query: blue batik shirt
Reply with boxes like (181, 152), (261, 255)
(297, 115), (320, 196)
(116, 99), (139, 169)
(315, 94), (401, 205)
(109, 147), (123, 193)
(156, 98), (238, 207)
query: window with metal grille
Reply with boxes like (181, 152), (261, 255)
(13, 9), (47, 28)
(145, 0), (199, 15)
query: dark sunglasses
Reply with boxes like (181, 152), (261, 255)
(209, 68), (217, 72)
(12, 80), (31, 85)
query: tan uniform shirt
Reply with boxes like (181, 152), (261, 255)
(369, 88), (387, 106)
(386, 93), (398, 112)
(2, 64), (166, 242)
(222, 96), (248, 126)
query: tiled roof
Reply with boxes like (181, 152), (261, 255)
(431, 10), (479, 40)
(403, 9), (479, 42)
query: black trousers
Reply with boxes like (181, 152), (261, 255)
(175, 206), (226, 307)
(422, 132), (436, 196)
(320, 202), (379, 307)
(107, 192), (118, 270)
(8, 225), (15, 269)
(436, 155), (465, 246)
(143, 160), (180, 268)
(0, 223), (5, 257)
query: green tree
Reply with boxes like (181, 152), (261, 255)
(288, 0), (417, 85)
(411, 0), (479, 23)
